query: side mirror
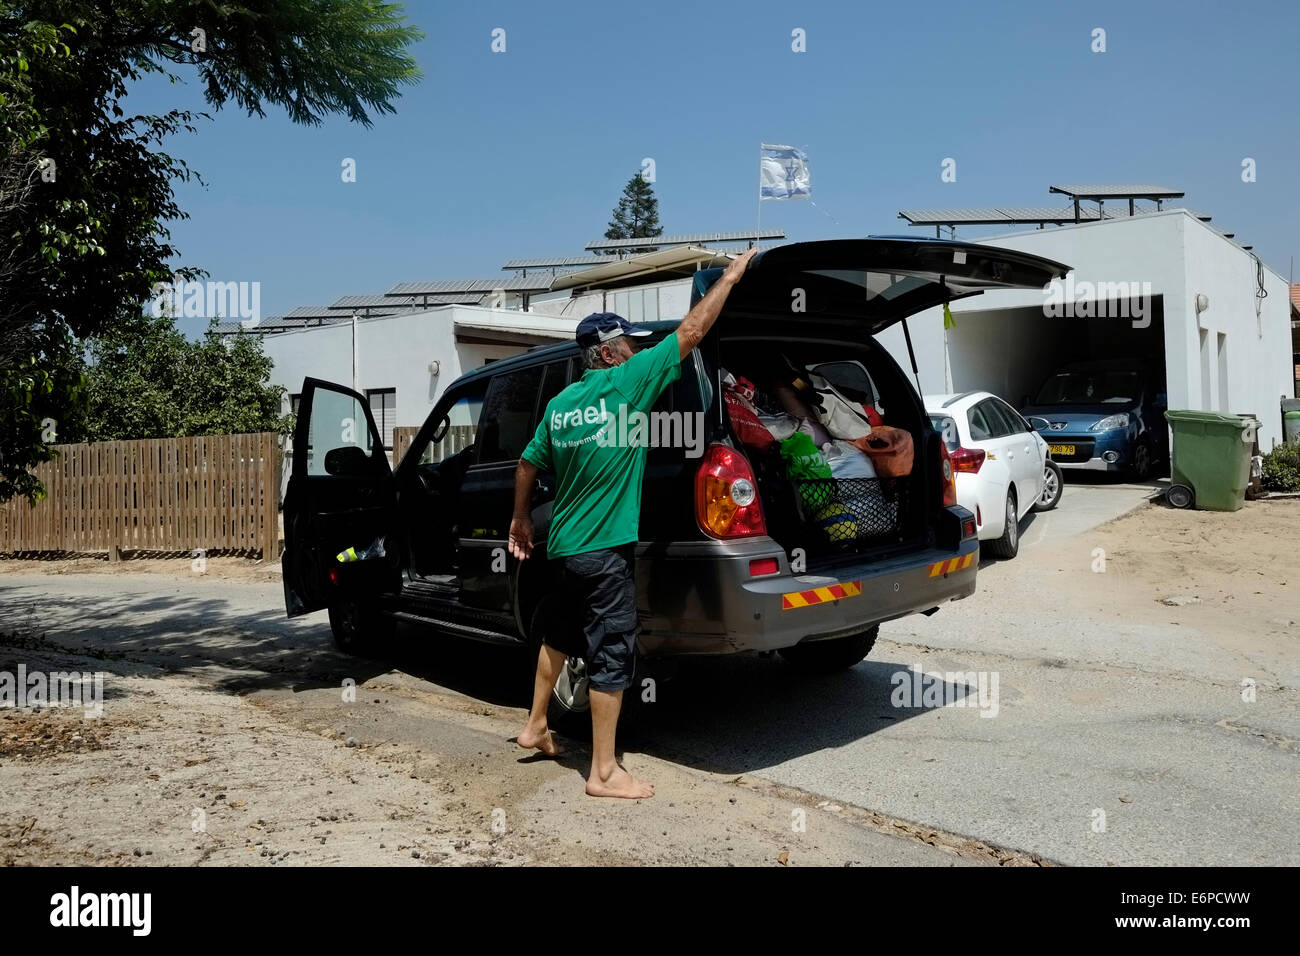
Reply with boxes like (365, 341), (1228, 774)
(324, 445), (373, 476)
(1028, 416), (1051, 433)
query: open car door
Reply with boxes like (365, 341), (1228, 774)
(282, 377), (398, 617)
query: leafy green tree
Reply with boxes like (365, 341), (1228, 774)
(0, 1), (422, 503)
(603, 172), (663, 254)
(79, 314), (288, 441)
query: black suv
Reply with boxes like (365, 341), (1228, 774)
(281, 238), (1067, 719)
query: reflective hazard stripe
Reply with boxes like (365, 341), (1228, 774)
(928, 552), (976, 577)
(781, 579), (862, 610)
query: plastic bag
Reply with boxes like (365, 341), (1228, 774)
(757, 412), (798, 441)
(337, 534), (387, 563)
(808, 373), (880, 440)
(779, 432), (831, 480)
(722, 372), (778, 451)
(822, 440), (877, 479)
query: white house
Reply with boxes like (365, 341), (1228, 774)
(261, 305), (580, 449)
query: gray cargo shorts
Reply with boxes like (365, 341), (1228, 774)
(547, 543), (638, 693)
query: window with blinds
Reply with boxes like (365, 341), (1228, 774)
(366, 388), (396, 451)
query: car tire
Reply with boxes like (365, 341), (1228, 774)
(327, 600), (395, 656)
(984, 490), (1020, 559)
(778, 626), (879, 673)
(546, 651), (645, 739)
(1129, 438), (1152, 481)
(1034, 460), (1064, 512)
(529, 597), (645, 739)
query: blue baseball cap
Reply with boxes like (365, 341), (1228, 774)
(575, 312), (653, 349)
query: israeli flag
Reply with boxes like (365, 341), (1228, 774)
(760, 144), (810, 200)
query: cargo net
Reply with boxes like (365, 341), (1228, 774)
(792, 477), (908, 547)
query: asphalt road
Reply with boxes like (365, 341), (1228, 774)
(2, 478), (1295, 865)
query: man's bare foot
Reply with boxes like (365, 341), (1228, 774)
(516, 726), (565, 757)
(586, 765), (654, 799)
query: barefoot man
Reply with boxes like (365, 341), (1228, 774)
(509, 248), (756, 798)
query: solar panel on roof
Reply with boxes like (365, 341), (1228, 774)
(387, 275), (552, 295)
(1050, 184), (1184, 198)
(501, 256), (609, 269)
(329, 294), (423, 309)
(280, 306), (339, 319)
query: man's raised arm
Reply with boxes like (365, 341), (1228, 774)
(675, 248), (757, 358)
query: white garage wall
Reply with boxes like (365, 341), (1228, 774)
(1178, 218), (1292, 449)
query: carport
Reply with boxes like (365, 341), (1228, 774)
(879, 189), (1294, 450)
(942, 300), (1165, 410)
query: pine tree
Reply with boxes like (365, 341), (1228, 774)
(603, 173), (663, 254)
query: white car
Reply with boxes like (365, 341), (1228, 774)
(925, 391), (1063, 559)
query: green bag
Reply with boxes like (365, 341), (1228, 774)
(779, 432), (831, 480)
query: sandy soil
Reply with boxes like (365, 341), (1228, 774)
(2, 496), (1294, 866)
(0, 553), (281, 585)
(1016, 497), (1298, 687)
(0, 632), (1002, 867)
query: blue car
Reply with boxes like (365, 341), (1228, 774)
(1020, 360), (1167, 480)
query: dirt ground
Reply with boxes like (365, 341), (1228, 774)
(1, 496), (1295, 866)
(1016, 497), (1298, 675)
(0, 630), (1014, 867)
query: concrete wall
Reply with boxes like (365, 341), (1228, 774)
(1178, 217), (1292, 448)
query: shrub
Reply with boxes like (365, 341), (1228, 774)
(1261, 442), (1300, 493)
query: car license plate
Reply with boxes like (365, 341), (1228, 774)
(1049, 444), (1075, 456)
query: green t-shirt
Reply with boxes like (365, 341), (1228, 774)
(521, 332), (682, 558)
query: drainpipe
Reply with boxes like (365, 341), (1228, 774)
(351, 310), (359, 392)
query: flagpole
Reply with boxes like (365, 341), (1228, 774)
(756, 142), (762, 252)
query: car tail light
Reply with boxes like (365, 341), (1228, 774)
(696, 444), (766, 539)
(328, 567), (340, 586)
(939, 443), (958, 508)
(748, 557), (780, 577)
(962, 517), (977, 538)
(950, 446), (986, 474)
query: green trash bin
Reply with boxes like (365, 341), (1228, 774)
(1283, 398), (1300, 444)
(1163, 410), (1260, 511)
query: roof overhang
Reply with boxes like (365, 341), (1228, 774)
(453, 313), (577, 348)
(549, 245), (737, 292)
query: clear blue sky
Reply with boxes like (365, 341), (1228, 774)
(124, 0), (1300, 337)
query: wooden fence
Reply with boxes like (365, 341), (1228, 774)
(392, 425), (476, 466)
(0, 433), (281, 559)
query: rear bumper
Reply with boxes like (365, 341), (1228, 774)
(636, 534), (979, 656)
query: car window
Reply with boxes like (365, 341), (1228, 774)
(415, 380), (486, 465)
(1034, 370), (1141, 405)
(304, 386), (379, 476)
(477, 365), (545, 465)
(967, 402), (998, 441)
(990, 399), (1027, 435)
(809, 360), (879, 406)
(534, 360), (571, 431)
(928, 414), (960, 451)
(980, 400), (1016, 438)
